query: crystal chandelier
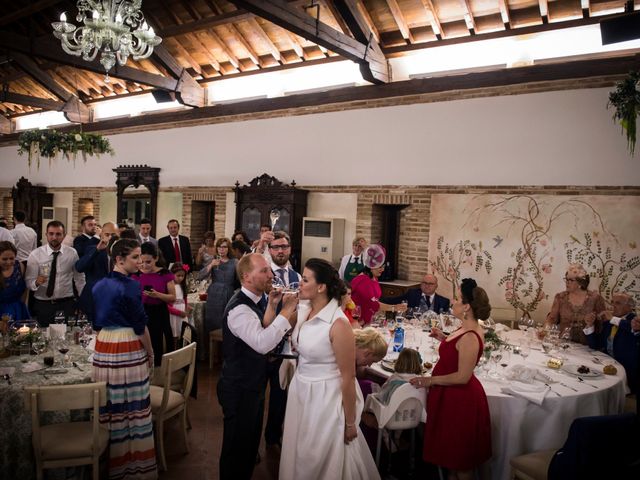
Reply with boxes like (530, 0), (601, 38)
(51, 1), (161, 82)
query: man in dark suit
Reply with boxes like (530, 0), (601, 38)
(585, 293), (639, 394)
(73, 215), (99, 258)
(217, 254), (297, 479)
(75, 222), (118, 324)
(137, 218), (158, 247)
(381, 274), (451, 313)
(158, 219), (193, 269)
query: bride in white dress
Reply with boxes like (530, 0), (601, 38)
(280, 258), (380, 480)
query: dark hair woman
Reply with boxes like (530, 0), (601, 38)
(410, 278), (492, 480)
(92, 238), (157, 477)
(0, 241), (30, 325)
(280, 258), (380, 480)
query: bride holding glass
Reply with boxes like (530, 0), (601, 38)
(280, 258), (379, 480)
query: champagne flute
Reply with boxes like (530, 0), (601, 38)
(519, 344), (531, 361)
(58, 337), (70, 367)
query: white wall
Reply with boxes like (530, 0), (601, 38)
(1, 87), (639, 187)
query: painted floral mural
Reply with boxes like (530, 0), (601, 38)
(428, 194), (640, 323)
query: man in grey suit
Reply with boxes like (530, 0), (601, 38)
(138, 218), (158, 247)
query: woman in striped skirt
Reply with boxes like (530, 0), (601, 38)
(92, 238), (157, 479)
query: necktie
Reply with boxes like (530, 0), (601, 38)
(353, 257), (359, 264)
(258, 294), (268, 313)
(143, 237), (148, 243)
(46, 251), (60, 297)
(425, 296), (432, 309)
(173, 237), (180, 262)
(277, 268), (287, 285)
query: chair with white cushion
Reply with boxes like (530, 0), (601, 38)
(366, 382), (427, 472)
(24, 382), (109, 480)
(150, 342), (197, 471)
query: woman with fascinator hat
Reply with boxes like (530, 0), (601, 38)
(350, 244), (406, 325)
(410, 278), (492, 479)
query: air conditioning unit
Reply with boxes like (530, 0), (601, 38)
(301, 217), (345, 268)
(41, 207), (68, 242)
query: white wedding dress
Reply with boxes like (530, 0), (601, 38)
(279, 299), (380, 480)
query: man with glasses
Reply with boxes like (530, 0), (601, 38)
(75, 222), (119, 324)
(263, 231), (301, 450)
(382, 273), (451, 314)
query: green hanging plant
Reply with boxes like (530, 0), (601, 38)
(608, 71), (640, 155)
(17, 129), (115, 170)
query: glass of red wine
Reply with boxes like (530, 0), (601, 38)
(58, 338), (70, 367)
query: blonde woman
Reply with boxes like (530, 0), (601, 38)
(546, 264), (606, 344)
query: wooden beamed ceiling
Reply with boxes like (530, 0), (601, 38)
(0, 0), (635, 123)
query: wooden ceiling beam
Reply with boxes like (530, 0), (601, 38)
(284, 31), (306, 59)
(0, 0), (63, 27)
(581, 0), (590, 18)
(498, 0), (511, 29)
(227, 24), (264, 67)
(386, 0), (415, 43)
(228, 0), (389, 84)
(460, 0), (477, 35)
(0, 32), (179, 91)
(169, 38), (204, 76)
(191, 32), (224, 72)
(355, 0), (380, 42)
(151, 45), (206, 107)
(0, 113), (11, 134)
(0, 91), (63, 110)
(539, 0), (549, 24)
(10, 51), (90, 122)
(207, 28), (242, 71)
(157, 0), (309, 38)
(247, 18), (284, 63)
(418, 0), (443, 40)
(320, 1), (351, 35)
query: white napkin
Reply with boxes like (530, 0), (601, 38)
(507, 364), (556, 384)
(86, 335), (97, 352)
(494, 323), (511, 332)
(0, 367), (15, 376)
(501, 381), (549, 405)
(49, 324), (66, 339)
(22, 362), (45, 373)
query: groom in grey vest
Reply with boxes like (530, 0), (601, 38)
(217, 253), (298, 480)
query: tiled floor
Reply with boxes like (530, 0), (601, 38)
(158, 361), (279, 480)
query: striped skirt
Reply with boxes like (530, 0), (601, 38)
(93, 328), (157, 480)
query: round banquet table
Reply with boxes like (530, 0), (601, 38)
(0, 344), (93, 480)
(367, 327), (628, 480)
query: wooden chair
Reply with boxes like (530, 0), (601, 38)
(150, 342), (197, 471)
(24, 382), (109, 480)
(209, 328), (223, 369)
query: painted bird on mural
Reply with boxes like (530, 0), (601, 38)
(492, 236), (503, 248)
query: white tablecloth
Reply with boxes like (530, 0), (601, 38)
(367, 327), (628, 480)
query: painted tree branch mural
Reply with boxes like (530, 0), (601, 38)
(566, 233), (640, 304)
(429, 236), (492, 300)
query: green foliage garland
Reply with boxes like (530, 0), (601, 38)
(608, 71), (640, 155)
(17, 129), (115, 169)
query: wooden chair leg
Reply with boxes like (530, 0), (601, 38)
(182, 408), (190, 453)
(93, 459), (99, 480)
(156, 418), (167, 471)
(209, 335), (214, 369)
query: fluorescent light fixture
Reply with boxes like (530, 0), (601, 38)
(214, 95), (268, 105)
(283, 82), (357, 96)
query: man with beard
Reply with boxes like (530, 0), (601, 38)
(217, 253), (297, 479)
(263, 231), (302, 448)
(73, 215), (99, 258)
(25, 221), (85, 326)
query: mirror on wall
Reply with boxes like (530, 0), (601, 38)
(114, 165), (160, 236)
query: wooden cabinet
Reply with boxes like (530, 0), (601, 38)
(379, 281), (420, 299)
(234, 174), (308, 270)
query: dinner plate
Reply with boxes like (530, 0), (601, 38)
(562, 364), (603, 378)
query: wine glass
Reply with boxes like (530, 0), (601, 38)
(499, 349), (511, 371)
(519, 344), (531, 362)
(57, 337), (70, 367)
(286, 281), (300, 294)
(518, 315), (530, 332)
(352, 306), (362, 324)
(32, 338), (47, 356)
(490, 350), (503, 378)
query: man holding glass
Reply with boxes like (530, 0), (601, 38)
(382, 273), (451, 313)
(25, 221), (85, 326)
(264, 231), (302, 448)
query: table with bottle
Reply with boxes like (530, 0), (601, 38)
(367, 312), (628, 480)
(0, 318), (95, 480)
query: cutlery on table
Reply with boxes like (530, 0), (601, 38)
(592, 356), (604, 365)
(577, 377), (598, 389)
(72, 362), (84, 371)
(559, 382), (579, 392)
(544, 383), (561, 397)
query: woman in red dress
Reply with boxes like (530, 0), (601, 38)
(410, 278), (492, 480)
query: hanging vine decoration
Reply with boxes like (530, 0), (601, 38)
(608, 71), (640, 155)
(17, 129), (115, 170)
